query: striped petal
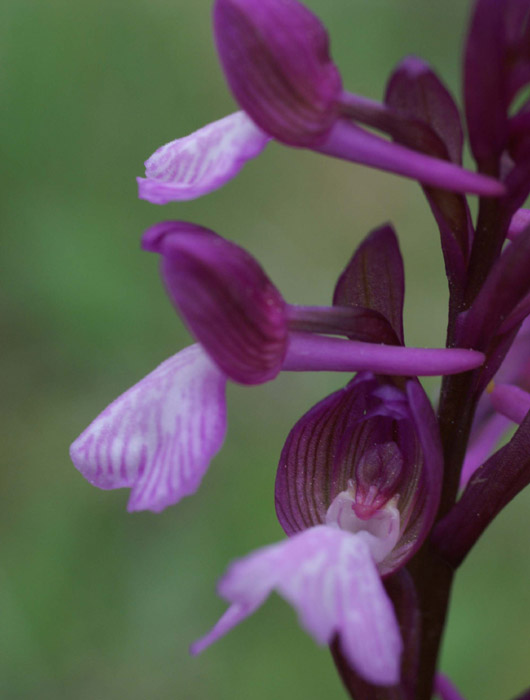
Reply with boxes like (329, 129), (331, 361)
(137, 112), (269, 203)
(191, 525), (402, 687)
(70, 345), (227, 512)
(275, 373), (442, 574)
(333, 224), (405, 343)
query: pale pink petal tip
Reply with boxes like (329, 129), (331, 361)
(137, 111), (270, 203)
(69, 344), (228, 513)
(192, 526), (402, 687)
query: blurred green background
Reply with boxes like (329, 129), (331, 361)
(2, 0), (529, 698)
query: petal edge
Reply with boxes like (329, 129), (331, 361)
(70, 345), (228, 512)
(137, 112), (269, 203)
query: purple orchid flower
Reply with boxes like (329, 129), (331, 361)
(137, 0), (505, 205)
(70, 222), (482, 512)
(461, 315), (530, 488)
(74, 0), (530, 696)
(192, 372), (442, 687)
(189, 221), (443, 687)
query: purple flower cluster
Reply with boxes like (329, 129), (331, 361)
(71, 0), (530, 697)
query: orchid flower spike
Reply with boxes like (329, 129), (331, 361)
(137, 0), (504, 204)
(192, 373), (442, 687)
(76, 0), (530, 695)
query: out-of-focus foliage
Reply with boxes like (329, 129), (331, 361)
(1, 1), (529, 698)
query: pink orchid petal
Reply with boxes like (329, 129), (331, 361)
(191, 526), (402, 687)
(137, 112), (269, 203)
(460, 412), (511, 489)
(435, 673), (466, 700)
(507, 208), (530, 240)
(70, 345), (227, 512)
(490, 383), (530, 424)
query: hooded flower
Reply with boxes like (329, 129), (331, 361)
(189, 224), (443, 686)
(275, 373), (443, 575)
(137, 0), (504, 204)
(213, 0), (342, 148)
(191, 372), (443, 686)
(70, 222), (482, 512)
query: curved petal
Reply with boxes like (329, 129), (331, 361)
(464, 0), (509, 165)
(275, 374), (442, 574)
(384, 57), (473, 291)
(191, 526), (402, 687)
(385, 56), (464, 165)
(458, 223), (530, 352)
(465, 0), (530, 168)
(142, 221), (288, 385)
(275, 374), (374, 535)
(460, 412), (511, 489)
(137, 112), (269, 203)
(434, 411), (530, 567)
(213, 0), (342, 146)
(333, 224), (405, 344)
(70, 345), (227, 512)
(387, 379), (443, 570)
(490, 383), (530, 424)
(435, 673), (466, 700)
(508, 208), (530, 240)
